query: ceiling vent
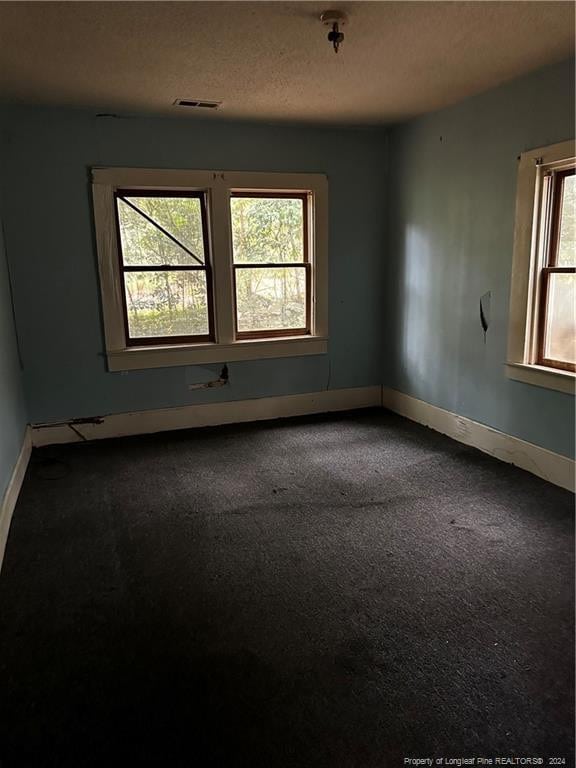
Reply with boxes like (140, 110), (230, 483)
(174, 98), (222, 110)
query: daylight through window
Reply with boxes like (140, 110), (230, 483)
(231, 194), (310, 337)
(116, 192), (212, 344)
(507, 141), (575, 393)
(537, 168), (576, 371)
(92, 169), (328, 370)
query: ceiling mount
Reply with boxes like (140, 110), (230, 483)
(320, 10), (348, 54)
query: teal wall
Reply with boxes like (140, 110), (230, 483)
(0, 59), (573, 459)
(0, 209), (27, 500)
(0, 110), (386, 423)
(385, 59), (575, 459)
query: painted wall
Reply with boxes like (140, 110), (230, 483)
(0, 210), (27, 499)
(385, 58), (575, 458)
(0, 110), (386, 423)
(0, 59), (573, 460)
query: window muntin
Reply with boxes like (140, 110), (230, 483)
(230, 193), (311, 338)
(115, 191), (213, 345)
(537, 168), (575, 372)
(92, 169), (328, 370)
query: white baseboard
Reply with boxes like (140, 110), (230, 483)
(0, 426), (32, 574)
(382, 387), (575, 492)
(30, 384), (574, 492)
(31, 386), (382, 447)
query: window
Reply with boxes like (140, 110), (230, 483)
(92, 169), (328, 370)
(536, 169), (575, 371)
(230, 193), (309, 338)
(507, 140), (575, 394)
(116, 192), (213, 345)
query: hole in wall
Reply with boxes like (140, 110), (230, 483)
(480, 291), (491, 343)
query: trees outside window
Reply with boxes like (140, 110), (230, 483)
(536, 169), (575, 371)
(92, 168), (328, 371)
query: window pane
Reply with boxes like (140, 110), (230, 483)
(230, 197), (304, 263)
(117, 197), (205, 266)
(124, 271), (209, 338)
(235, 267), (306, 332)
(544, 273), (575, 364)
(557, 175), (576, 266)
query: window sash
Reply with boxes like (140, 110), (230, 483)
(548, 168), (575, 268)
(230, 191), (309, 265)
(536, 267), (576, 372)
(121, 267), (214, 346)
(233, 263), (311, 339)
(114, 190), (215, 345)
(535, 167), (575, 371)
(229, 191), (311, 339)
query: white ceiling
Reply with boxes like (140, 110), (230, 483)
(0, 1), (573, 125)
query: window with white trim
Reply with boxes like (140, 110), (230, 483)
(507, 140), (575, 394)
(92, 169), (328, 371)
(534, 168), (575, 371)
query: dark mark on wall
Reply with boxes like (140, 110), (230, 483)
(480, 291), (491, 343)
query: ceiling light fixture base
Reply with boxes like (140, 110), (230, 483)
(320, 10), (347, 54)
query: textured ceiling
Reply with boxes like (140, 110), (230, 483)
(0, 1), (573, 125)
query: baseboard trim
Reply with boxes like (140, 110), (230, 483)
(0, 426), (32, 574)
(30, 385), (574, 491)
(381, 387), (574, 492)
(31, 386), (382, 447)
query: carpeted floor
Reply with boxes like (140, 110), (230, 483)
(0, 409), (573, 767)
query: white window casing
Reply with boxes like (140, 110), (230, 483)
(506, 140), (575, 395)
(92, 168), (329, 371)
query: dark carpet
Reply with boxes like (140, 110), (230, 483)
(0, 409), (573, 767)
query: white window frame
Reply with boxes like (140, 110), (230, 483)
(92, 168), (328, 371)
(506, 140), (575, 395)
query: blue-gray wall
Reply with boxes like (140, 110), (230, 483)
(0, 211), (27, 499)
(0, 59), (573, 459)
(0, 111), (386, 424)
(385, 59), (575, 459)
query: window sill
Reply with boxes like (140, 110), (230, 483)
(107, 335), (328, 371)
(505, 362), (575, 395)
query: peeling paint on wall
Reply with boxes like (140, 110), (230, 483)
(480, 291), (491, 343)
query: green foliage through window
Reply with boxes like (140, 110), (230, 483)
(117, 194), (209, 340)
(116, 192), (310, 340)
(231, 196), (308, 334)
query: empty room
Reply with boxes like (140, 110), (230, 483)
(0, 1), (574, 765)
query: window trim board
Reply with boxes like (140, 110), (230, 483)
(91, 168), (328, 370)
(106, 335), (329, 371)
(506, 139), (575, 392)
(505, 362), (574, 395)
